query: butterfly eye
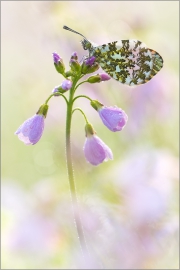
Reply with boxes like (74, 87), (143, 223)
(81, 41), (88, 50)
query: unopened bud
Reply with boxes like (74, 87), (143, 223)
(52, 52), (65, 74)
(71, 52), (78, 60)
(69, 59), (81, 72)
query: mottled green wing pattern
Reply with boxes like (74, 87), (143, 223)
(93, 40), (163, 86)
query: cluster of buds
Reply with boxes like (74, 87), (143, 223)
(15, 51), (128, 166)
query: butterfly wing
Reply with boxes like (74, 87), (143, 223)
(93, 40), (163, 86)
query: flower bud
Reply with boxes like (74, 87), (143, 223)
(65, 71), (74, 77)
(69, 59), (81, 73)
(61, 79), (72, 90)
(81, 56), (100, 74)
(87, 75), (101, 84)
(87, 73), (111, 84)
(52, 87), (62, 96)
(52, 52), (65, 74)
(52, 80), (72, 95)
(71, 52), (78, 60)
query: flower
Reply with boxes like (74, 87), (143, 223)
(98, 106), (128, 132)
(83, 123), (113, 166)
(90, 100), (128, 132)
(15, 104), (48, 145)
(15, 115), (44, 145)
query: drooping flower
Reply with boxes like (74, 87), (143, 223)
(98, 106), (128, 132)
(83, 123), (113, 166)
(91, 100), (128, 132)
(15, 104), (48, 145)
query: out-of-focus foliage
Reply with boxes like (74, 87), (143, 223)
(1, 1), (179, 269)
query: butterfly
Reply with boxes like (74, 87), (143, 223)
(63, 25), (163, 86)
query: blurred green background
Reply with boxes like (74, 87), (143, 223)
(1, 1), (179, 269)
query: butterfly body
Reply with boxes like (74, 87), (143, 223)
(63, 26), (163, 86)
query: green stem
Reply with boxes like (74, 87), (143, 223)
(72, 107), (89, 123)
(74, 80), (88, 90)
(73, 95), (92, 104)
(65, 76), (88, 257)
(45, 93), (68, 105)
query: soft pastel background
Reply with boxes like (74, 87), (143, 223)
(1, 1), (179, 269)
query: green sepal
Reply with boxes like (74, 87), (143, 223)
(65, 71), (74, 77)
(54, 61), (65, 75)
(87, 74), (101, 83)
(90, 100), (103, 111)
(81, 62), (99, 75)
(69, 60), (81, 73)
(36, 104), (49, 118)
(85, 123), (96, 137)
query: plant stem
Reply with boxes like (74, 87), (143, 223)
(65, 76), (88, 258)
(72, 107), (89, 123)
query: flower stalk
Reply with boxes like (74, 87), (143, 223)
(14, 50), (128, 263)
(65, 75), (88, 257)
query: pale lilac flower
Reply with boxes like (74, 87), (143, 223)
(84, 133), (113, 166)
(61, 79), (72, 90)
(98, 106), (128, 132)
(15, 114), (45, 145)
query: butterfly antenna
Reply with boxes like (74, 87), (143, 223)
(63, 25), (88, 42)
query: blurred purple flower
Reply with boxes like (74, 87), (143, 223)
(98, 106), (128, 132)
(61, 79), (72, 90)
(15, 114), (44, 145)
(83, 134), (113, 166)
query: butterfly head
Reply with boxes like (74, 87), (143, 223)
(63, 25), (94, 56)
